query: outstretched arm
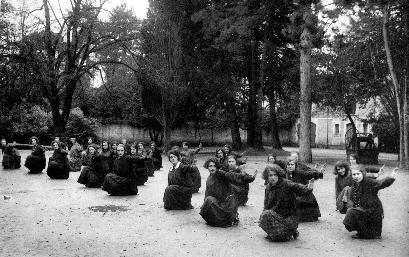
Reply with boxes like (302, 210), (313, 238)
(218, 169), (256, 185)
(288, 180), (313, 196)
(372, 168), (397, 190)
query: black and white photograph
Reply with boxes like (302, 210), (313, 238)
(1, 0), (408, 256)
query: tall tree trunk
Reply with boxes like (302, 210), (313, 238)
(227, 98), (242, 150)
(382, 5), (404, 167)
(247, 40), (263, 149)
(404, 73), (409, 168)
(299, 10), (313, 163)
(267, 92), (282, 149)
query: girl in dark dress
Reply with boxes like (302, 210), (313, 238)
(102, 144), (140, 196)
(77, 145), (105, 187)
(46, 141), (69, 179)
(333, 161), (353, 213)
(179, 142), (202, 193)
(130, 144), (148, 186)
(267, 153), (286, 170)
(343, 166), (397, 239)
(138, 142), (154, 177)
(1, 138), (6, 154)
(200, 157), (257, 227)
(227, 155), (256, 206)
(99, 141), (112, 176)
(110, 143), (118, 164)
(215, 148), (227, 169)
(147, 141), (162, 171)
(68, 137), (83, 172)
(163, 149), (196, 210)
(285, 156), (324, 222)
(25, 136), (46, 174)
(2, 143), (21, 169)
(222, 144), (246, 165)
(259, 164), (315, 242)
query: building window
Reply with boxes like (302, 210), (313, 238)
(335, 124), (340, 135)
(363, 123), (368, 134)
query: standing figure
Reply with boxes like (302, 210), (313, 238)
(2, 143), (21, 169)
(25, 136), (46, 174)
(102, 144), (140, 196)
(200, 157), (256, 227)
(77, 145), (104, 187)
(227, 155), (256, 206)
(285, 156), (324, 222)
(342, 166), (397, 239)
(46, 141), (69, 179)
(68, 137), (83, 172)
(259, 164), (314, 242)
(163, 149), (196, 210)
(147, 141), (162, 171)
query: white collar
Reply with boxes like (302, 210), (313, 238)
(171, 162), (181, 170)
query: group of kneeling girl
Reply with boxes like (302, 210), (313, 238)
(22, 136), (163, 195)
(2, 137), (397, 242)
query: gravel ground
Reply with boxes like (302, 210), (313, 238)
(1, 149), (408, 257)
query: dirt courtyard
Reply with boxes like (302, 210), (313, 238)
(1, 148), (408, 257)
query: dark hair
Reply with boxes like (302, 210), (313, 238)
(167, 149), (181, 161)
(227, 154), (237, 161)
(215, 148), (225, 157)
(262, 164), (286, 181)
(267, 153), (276, 162)
(86, 144), (98, 155)
(333, 161), (351, 176)
(29, 136), (39, 145)
(223, 144), (232, 151)
(204, 157), (220, 169)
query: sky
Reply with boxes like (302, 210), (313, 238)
(104, 0), (149, 19)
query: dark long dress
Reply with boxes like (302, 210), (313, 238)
(149, 147), (162, 170)
(68, 142), (82, 172)
(343, 176), (395, 239)
(2, 145), (21, 169)
(100, 149), (112, 175)
(46, 149), (69, 179)
(77, 153), (105, 187)
(25, 145), (46, 174)
(229, 166), (254, 206)
(102, 155), (139, 196)
(335, 174), (353, 201)
(259, 179), (312, 241)
(180, 150), (201, 193)
(130, 154), (148, 186)
(200, 170), (255, 227)
(163, 163), (195, 210)
(286, 166), (323, 222)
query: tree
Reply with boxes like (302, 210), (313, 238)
(286, 0), (323, 162)
(333, 0), (409, 167)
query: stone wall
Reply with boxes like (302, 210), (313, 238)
(95, 124), (293, 145)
